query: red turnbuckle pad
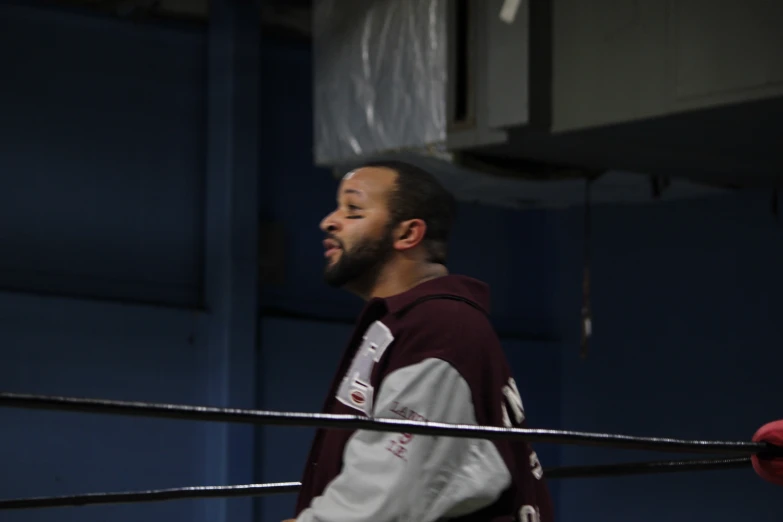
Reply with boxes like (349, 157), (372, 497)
(751, 420), (783, 486)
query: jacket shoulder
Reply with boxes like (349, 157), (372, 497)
(386, 297), (501, 370)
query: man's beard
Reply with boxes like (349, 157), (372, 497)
(323, 226), (395, 292)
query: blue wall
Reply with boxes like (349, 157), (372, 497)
(0, 2), (779, 522)
(0, 1), (206, 308)
(0, 293), (212, 522)
(0, 3), (213, 522)
(551, 193), (783, 521)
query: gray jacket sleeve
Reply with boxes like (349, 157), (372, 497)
(296, 357), (512, 522)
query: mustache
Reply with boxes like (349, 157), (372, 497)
(324, 234), (344, 249)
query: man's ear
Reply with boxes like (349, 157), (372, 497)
(393, 219), (427, 252)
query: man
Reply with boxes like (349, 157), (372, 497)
(288, 160), (553, 522)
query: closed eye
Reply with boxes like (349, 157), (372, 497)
(346, 204), (363, 218)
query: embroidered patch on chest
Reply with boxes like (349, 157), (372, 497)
(336, 321), (394, 416)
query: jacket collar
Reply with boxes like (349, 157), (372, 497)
(381, 274), (491, 316)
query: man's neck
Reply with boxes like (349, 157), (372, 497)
(365, 262), (448, 300)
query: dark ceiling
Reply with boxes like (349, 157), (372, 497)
(470, 95), (783, 189)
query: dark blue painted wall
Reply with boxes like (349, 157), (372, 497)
(0, 1), (206, 308)
(550, 193), (783, 521)
(0, 2), (779, 522)
(0, 293), (212, 522)
(0, 3), (215, 522)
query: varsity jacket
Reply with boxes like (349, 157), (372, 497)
(294, 275), (553, 522)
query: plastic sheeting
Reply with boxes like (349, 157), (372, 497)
(312, 0), (447, 166)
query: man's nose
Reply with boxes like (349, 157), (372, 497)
(320, 211), (340, 233)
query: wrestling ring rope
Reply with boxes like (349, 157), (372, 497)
(1, 392), (781, 510)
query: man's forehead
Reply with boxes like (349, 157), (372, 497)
(342, 165), (395, 181)
(339, 166), (396, 197)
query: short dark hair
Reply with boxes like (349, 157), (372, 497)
(362, 159), (457, 265)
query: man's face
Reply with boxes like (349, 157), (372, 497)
(320, 167), (398, 290)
